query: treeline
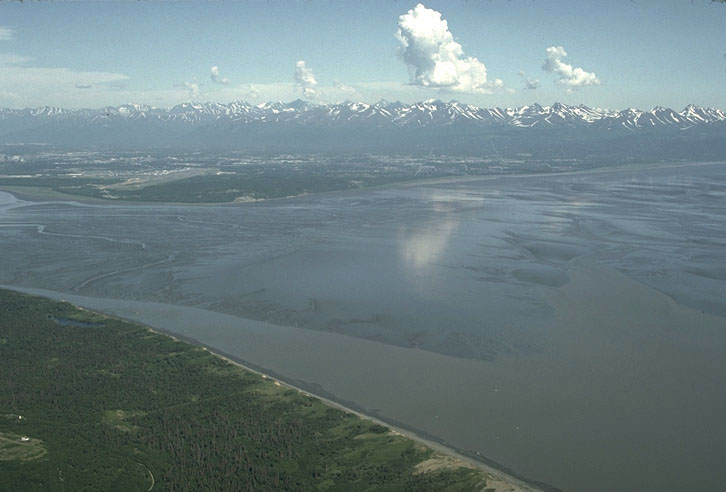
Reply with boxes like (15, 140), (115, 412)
(0, 289), (486, 491)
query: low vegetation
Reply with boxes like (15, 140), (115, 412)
(0, 289), (488, 491)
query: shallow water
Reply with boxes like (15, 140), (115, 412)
(1, 162), (725, 492)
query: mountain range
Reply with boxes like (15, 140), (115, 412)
(1, 100), (724, 157)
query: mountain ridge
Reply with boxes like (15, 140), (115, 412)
(2, 100), (725, 130)
(1, 100), (724, 155)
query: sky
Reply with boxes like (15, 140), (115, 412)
(0, 0), (725, 110)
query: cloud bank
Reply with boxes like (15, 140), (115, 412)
(0, 26), (13, 41)
(542, 46), (599, 88)
(210, 66), (229, 85)
(0, 53), (30, 65)
(294, 60), (318, 98)
(0, 52), (130, 108)
(395, 3), (499, 94)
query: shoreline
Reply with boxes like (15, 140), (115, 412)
(2, 284), (552, 492)
(2, 159), (723, 208)
(184, 342), (553, 492)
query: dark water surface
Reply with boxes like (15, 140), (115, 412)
(2, 162), (725, 492)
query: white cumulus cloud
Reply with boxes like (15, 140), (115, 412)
(542, 46), (599, 88)
(333, 80), (356, 94)
(523, 78), (540, 90)
(247, 84), (261, 99)
(294, 60), (318, 98)
(183, 82), (200, 100)
(210, 66), (229, 85)
(518, 71), (540, 91)
(395, 3), (499, 94)
(330, 80), (360, 102)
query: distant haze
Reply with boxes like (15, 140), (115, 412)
(0, 100), (724, 158)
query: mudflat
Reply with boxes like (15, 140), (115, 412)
(2, 162), (725, 492)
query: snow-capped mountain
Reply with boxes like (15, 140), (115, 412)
(2, 100), (723, 129)
(0, 100), (724, 153)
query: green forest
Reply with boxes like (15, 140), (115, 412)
(0, 288), (491, 491)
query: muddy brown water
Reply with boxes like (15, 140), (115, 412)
(2, 162), (725, 492)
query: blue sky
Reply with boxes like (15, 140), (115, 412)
(0, 0), (725, 109)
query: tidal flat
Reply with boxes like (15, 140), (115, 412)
(1, 162), (725, 492)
